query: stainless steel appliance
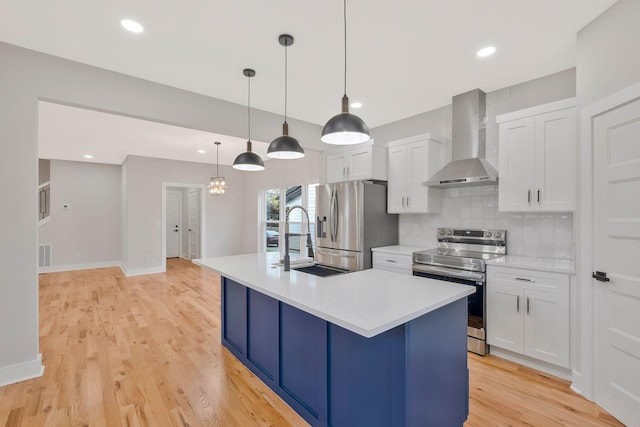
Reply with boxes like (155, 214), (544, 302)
(412, 227), (506, 355)
(316, 180), (398, 271)
(425, 89), (499, 188)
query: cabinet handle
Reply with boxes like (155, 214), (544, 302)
(526, 297), (531, 315)
(537, 188), (541, 204)
(343, 167), (346, 176)
(386, 259), (398, 263)
(516, 295), (520, 313)
(528, 189), (531, 204)
(515, 277), (534, 282)
(346, 167), (350, 176)
(406, 196), (410, 207)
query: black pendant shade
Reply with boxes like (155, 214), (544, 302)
(267, 34), (305, 159)
(233, 68), (265, 171)
(233, 140), (264, 171)
(321, 0), (370, 145)
(321, 95), (370, 145)
(268, 123), (305, 159)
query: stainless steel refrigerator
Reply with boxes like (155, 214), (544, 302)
(315, 180), (398, 271)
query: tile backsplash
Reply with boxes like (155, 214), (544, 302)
(399, 186), (574, 260)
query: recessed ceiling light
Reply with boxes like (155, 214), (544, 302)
(476, 46), (496, 57)
(83, 154), (93, 159)
(121, 19), (144, 33)
(351, 102), (363, 109)
(198, 149), (206, 154)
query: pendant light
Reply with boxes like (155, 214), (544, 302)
(321, 0), (370, 145)
(267, 34), (305, 159)
(233, 68), (265, 171)
(209, 141), (227, 195)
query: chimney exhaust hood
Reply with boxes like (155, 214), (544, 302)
(424, 89), (498, 188)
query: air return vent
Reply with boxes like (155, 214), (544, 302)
(38, 244), (51, 267)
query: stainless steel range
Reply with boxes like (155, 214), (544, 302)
(412, 228), (506, 355)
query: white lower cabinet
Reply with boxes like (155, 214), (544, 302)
(372, 252), (413, 275)
(487, 266), (570, 368)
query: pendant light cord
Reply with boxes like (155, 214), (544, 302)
(216, 143), (220, 176)
(284, 39), (288, 124)
(343, 0), (347, 96)
(247, 75), (251, 143)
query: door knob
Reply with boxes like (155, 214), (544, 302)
(592, 271), (610, 282)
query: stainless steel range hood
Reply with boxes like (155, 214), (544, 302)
(425, 89), (498, 188)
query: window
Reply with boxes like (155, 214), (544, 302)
(262, 183), (318, 256)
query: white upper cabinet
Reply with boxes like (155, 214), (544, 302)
(497, 99), (576, 212)
(325, 141), (387, 183)
(386, 133), (450, 214)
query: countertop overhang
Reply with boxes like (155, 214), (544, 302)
(194, 253), (475, 338)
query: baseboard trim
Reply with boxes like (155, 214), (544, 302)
(489, 347), (572, 381)
(119, 264), (165, 277)
(0, 353), (44, 387)
(38, 261), (120, 274)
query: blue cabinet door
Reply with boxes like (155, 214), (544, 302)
(329, 324), (406, 427)
(247, 289), (279, 386)
(279, 304), (328, 427)
(221, 278), (247, 358)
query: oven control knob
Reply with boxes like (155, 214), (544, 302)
(446, 230), (453, 236)
(485, 231), (492, 238)
(495, 232), (502, 238)
(438, 229), (445, 236)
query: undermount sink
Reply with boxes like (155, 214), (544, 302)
(292, 264), (350, 277)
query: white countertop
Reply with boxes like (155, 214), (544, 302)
(487, 256), (575, 274)
(371, 245), (427, 256)
(194, 253), (475, 338)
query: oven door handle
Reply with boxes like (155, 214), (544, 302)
(413, 264), (485, 282)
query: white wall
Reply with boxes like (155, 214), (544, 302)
(241, 150), (324, 253)
(0, 40), (322, 385)
(38, 160), (121, 269)
(122, 155), (247, 274)
(577, 0), (640, 107)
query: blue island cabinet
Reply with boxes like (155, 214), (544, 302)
(221, 277), (469, 427)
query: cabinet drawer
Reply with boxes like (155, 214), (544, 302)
(372, 252), (413, 270)
(488, 266), (569, 295)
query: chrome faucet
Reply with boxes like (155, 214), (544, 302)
(284, 205), (314, 271)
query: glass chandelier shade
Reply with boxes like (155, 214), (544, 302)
(209, 141), (227, 195)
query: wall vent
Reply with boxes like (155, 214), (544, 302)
(38, 244), (51, 267)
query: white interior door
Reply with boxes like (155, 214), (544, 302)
(166, 190), (182, 258)
(593, 94), (640, 426)
(188, 188), (199, 260)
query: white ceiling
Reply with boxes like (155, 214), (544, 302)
(38, 101), (270, 166)
(3, 0), (616, 165)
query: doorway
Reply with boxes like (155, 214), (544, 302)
(162, 184), (206, 270)
(166, 189), (182, 258)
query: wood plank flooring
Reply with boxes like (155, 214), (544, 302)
(0, 258), (623, 426)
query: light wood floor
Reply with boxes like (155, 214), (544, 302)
(0, 258), (623, 427)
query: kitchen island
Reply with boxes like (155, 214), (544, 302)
(194, 253), (475, 427)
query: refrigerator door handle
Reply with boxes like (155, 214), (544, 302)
(331, 189), (339, 242)
(329, 189), (336, 242)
